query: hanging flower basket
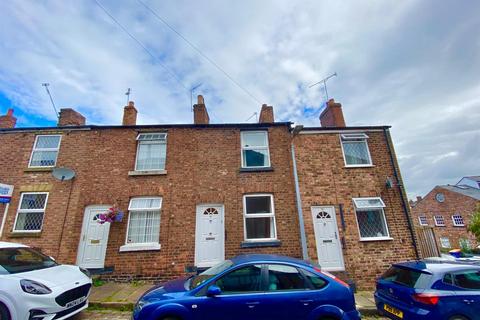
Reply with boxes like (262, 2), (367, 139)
(97, 207), (124, 224)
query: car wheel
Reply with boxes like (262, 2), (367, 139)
(449, 316), (469, 320)
(0, 303), (11, 320)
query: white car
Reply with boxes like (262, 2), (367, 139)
(0, 241), (92, 320)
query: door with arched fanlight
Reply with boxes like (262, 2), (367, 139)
(195, 204), (225, 268)
(311, 206), (345, 271)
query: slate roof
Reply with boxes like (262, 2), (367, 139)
(439, 185), (480, 201)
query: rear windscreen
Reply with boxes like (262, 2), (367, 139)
(381, 266), (431, 289)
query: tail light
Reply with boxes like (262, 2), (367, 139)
(315, 267), (350, 288)
(412, 293), (439, 305)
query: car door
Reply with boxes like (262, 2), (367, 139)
(451, 269), (480, 319)
(194, 264), (267, 320)
(260, 263), (321, 320)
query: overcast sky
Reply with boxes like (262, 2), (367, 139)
(1, 0), (479, 199)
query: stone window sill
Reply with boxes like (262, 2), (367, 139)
(359, 237), (393, 242)
(128, 170), (167, 176)
(119, 243), (161, 252)
(239, 167), (274, 173)
(9, 232), (42, 238)
(241, 240), (281, 248)
(344, 165), (375, 169)
(24, 167), (54, 173)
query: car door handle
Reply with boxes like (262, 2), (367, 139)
(246, 301), (259, 308)
(300, 299), (313, 305)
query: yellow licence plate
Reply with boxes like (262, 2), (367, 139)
(384, 304), (403, 318)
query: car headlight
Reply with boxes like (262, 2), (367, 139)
(79, 267), (91, 278)
(20, 279), (52, 295)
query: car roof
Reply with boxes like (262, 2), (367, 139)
(0, 241), (28, 249)
(230, 254), (311, 267)
(394, 260), (480, 273)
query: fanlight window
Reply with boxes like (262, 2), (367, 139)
(203, 208), (219, 215)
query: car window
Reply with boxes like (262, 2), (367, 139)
(190, 260), (234, 289)
(443, 273), (454, 285)
(216, 264), (263, 293)
(380, 266), (431, 289)
(0, 247), (57, 274)
(302, 269), (328, 290)
(453, 270), (480, 290)
(267, 264), (308, 291)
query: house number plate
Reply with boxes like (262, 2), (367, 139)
(90, 239), (100, 244)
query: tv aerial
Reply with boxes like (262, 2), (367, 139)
(52, 168), (76, 181)
(309, 72), (337, 100)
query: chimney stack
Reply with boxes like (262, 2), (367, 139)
(58, 108), (86, 126)
(123, 101), (138, 126)
(193, 95), (209, 125)
(259, 104), (274, 123)
(319, 99), (346, 127)
(0, 109), (17, 129)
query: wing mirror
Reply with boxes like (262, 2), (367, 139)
(206, 285), (221, 297)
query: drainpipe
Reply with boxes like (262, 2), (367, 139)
(383, 128), (420, 259)
(291, 125), (309, 260)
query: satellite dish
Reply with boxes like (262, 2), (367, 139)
(52, 168), (76, 181)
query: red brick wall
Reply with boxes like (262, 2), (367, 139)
(0, 125), (300, 281)
(294, 129), (417, 289)
(411, 186), (478, 250)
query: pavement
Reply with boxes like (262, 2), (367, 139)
(75, 283), (380, 318)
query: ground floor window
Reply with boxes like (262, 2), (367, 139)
(125, 197), (162, 246)
(353, 197), (390, 241)
(14, 192), (49, 232)
(440, 237), (451, 248)
(243, 194), (276, 241)
(459, 238), (471, 250)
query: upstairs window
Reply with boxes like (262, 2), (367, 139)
(418, 216), (428, 226)
(14, 192), (49, 232)
(241, 131), (270, 168)
(452, 214), (465, 226)
(243, 194), (276, 241)
(125, 197), (162, 246)
(353, 197), (390, 240)
(135, 133), (167, 171)
(340, 133), (372, 167)
(434, 215), (445, 226)
(29, 135), (61, 167)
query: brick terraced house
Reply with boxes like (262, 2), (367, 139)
(411, 176), (480, 251)
(0, 97), (417, 289)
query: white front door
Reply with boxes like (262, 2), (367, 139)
(311, 206), (345, 271)
(77, 205), (111, 269)
(195, 204), (225, 268)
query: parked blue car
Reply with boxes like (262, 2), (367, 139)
(375, 260), (480, 320)
(133, 254), (359, 320)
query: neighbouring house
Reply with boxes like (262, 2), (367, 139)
(411, 177), (480, 251)
(0, 97), (417, 289)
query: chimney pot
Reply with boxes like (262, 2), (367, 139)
(259, 104), (274, 123)
(123, 101), (138, 126)
(416, 196), (422, 202)
(0, 108), (17, 129)
(193, 95), (209, 125)
(319, 99), (346, 127)
(58, 108), (86, 126)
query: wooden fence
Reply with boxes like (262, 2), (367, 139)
(416, 226), (441, 258)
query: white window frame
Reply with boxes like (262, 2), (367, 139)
(120, 196), (162, 252)
(452, 214), (465, 227)
(459, 238), (471, 249)
(434, 215), (446, 226)
(440, 237), (451, 248)
(418, 216), (428, 226)
(134, 133), (167, 172)
(240, 131), (271, 168)
(13, 192), (49, 233)
(243, 194), (277, 242)
(28, 135), (62, 168)
(353, 197), (391, 241)
(340, 133), (373, 167)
